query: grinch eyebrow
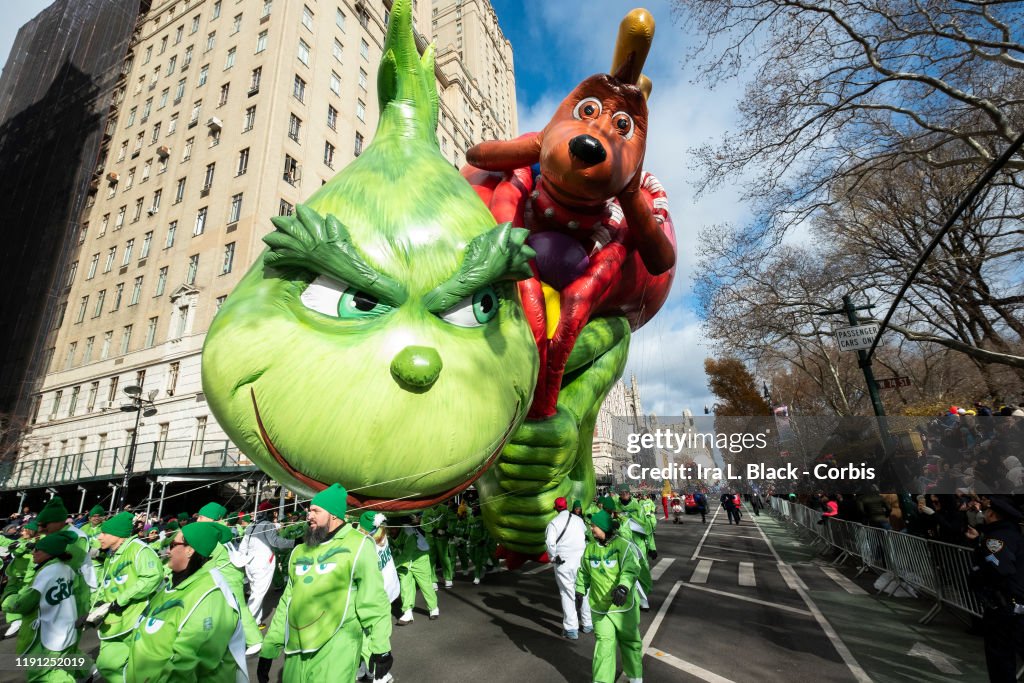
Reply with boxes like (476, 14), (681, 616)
(294, 555), (314, 566)
(422, 223), (535, 312)
(264, 204), (406, 305)
(316, 546), (351, 563)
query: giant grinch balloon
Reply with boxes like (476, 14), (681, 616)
(201, 0), (538, 511)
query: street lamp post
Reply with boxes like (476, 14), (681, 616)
(118, 385), (157, 510)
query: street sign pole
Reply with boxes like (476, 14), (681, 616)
(842, 295), (888, 422)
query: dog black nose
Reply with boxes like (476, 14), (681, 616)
(568, 134), (607, 165)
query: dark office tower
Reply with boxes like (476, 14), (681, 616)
(0, 0), (143, 449)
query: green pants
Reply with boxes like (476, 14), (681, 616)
(398, 554), (438, 613)
(592, 605), (642, 683)
(97, 636), (131, 683)
(454, 541), (470, 573)
(282, 618), (361, 682)
(427, 535), (454, 582)
(470, 543), (490, 580)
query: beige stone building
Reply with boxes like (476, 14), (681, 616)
(12, 0), (517, 495)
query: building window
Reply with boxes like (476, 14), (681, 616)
(206, 31), (216, 52)
(302, 5), (314, 30)
(186, 254), (199, 284)
(323, 141), (335, 168)
(332, 39), (343, 62)
(167, 114), (178, 137)
(228, 194), (243, 224)
(69, 386), (81, 415)
(212, 1), (221, 19)
(293, 75), (305, 102)
(65, 260), (78, 287)
(156, 266), (168, 296)
(175, 25), (183, 44)
(143, 46), (152, 64)
(166, 55), (177, 76)
(194, 207), (208, 235)
(100, 214), (109, 236)
(243, 105), (256, 131)
(121, 325), (133, 354)
(279, 199), (293, 216)
(360, 39), (368, 60)
(261, 1), (272, 19)
(249, 67), (262, 93)
(283, 155), (299, 184)
(358, 68), (367, 90)
(125, 167), (136, 190)
(146, 317), (159, 347)
(175, 78), (185, 103)
(115, 205), (126, 229)
(165, 221), (177, 248)
(83, 337), (95, 363)
(191, 14), (200, 33)
(183, 136), (194, 160)
(87, 253), (99, 279)
(104, 246), (117, 272)
(203, 162), (215, 189)
(64, 342), (77, 370)
(232, 13), (243, 33)
(256, 30), (268, 53)
(198, 64), (208, 86)
(93, 290), (106, 317)
(335, 8), (346, 31)
(150, 189), (162, 213)
(87, 381), (99, 412)
(216, 294), (227, 309)
(132, 197), (144, 222)
(141, 231), (153, 259)
(224, 47), (236, 70)
(330, 71), (341, 95)
(76, 296), (88, 323)
(101, 332), (112, 361)
(130, 276), (143, 306)
(183, 45), (193, 67)
(327, 105), (337, 130)
(54, 302), (66, 329)
(142, 159), (152, 182)
(112, 283), (124, 311)
(356, 99), (365, 122)
(222, 241), (235, 274)
(298, 39), (310, 66)
(288, 113), (301, 142)
(123, 239), (135, 265)
(219, 82), (230, 106)
(166, 361), (180, 396)
(237, 147), (249, 175)
(354, 131), (364, 156)
(175, 177), (186, 203)
(359, 7), (369, 28)
(159, 87), (170, 109)
(51, 390), (62, 418)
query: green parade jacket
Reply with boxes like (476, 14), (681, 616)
(95, 536), (162, 639)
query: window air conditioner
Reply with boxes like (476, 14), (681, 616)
(106, 172), (119, 183)
(206, 116), (222, 131)
(156, 145), (170, 158)
(147, 207), (158, 216)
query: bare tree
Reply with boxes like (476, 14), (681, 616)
(674, 0), (1024, 239)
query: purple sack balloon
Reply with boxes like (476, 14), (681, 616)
(526, 231), (589, 290)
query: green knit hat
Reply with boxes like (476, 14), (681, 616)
(240, 514), (251, 523)
(177, 512), (189, 522)
(359, 511), (385, 533)
(164, 520), (180, 531)
(311, 483), (348, 519)
(24, 520), (38, 532)
(572, 500), (582, 510)
(101, 512), (134, 538)
(89, 505), (105, 517)
(599, 496), (617, 513)
(591, 510), (614, 533)
(37, 498), (69, 525)
(196, 502), (227, 521)
(36, 529), (77, 556)
(181, 522), (232, 557)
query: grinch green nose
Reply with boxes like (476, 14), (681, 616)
(391, 346), (442, 388)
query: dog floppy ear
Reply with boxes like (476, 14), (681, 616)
(466, 133), (543, 172)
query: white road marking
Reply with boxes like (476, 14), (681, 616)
(642, 581), (681, 651)
(651, 557), (675, 581)
(778, 563), (807, 591)
(524, 563), (552, 575)
(689, 559), (713, 584)
(646, 649), (737, 683)
(691, 505), (721, 560)
(738, 562), (756, 587)
(820, 566), (868, 595)
(707, 532), (764, 541)
(679, 583), (811, 617)
(908, 642), (962, 675)
(700, 544), (776, 558)
(750, 515), (872, 682)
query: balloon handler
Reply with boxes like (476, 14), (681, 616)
(1, 530), (90, 682)
(257, 484), (392, 683)
(125, 522), (247, 682)
(575, 510), (643, 683)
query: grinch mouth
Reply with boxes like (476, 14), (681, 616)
(251, 388), (518, 511)
(292, 610), (325, 630)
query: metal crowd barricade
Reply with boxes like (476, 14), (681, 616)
(768, 497), (981, 621)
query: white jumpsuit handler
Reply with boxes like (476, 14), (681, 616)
(545, 497), (592, 639)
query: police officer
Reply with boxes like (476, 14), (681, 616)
(966, 495), (1024, 682)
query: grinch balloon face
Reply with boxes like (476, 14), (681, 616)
(201, 0), (538, 510)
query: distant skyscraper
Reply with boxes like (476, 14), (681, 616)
(0, 0), (140, 454)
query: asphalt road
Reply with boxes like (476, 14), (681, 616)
(0, 503), (992, 682)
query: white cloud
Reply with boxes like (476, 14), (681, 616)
(510, 1), (751, 416)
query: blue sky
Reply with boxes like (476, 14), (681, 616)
(0, 0), (747, 418)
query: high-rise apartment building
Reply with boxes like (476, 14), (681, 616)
(0, 0), (140, 453)
(9, 0), (518, 502)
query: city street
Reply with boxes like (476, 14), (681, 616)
(0, 503), (990, 682)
